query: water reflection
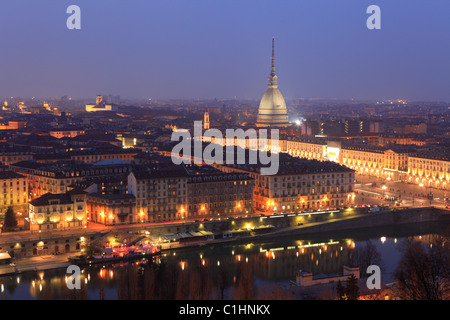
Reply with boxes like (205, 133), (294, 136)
(0, 222), (448, 300)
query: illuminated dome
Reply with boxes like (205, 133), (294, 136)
(258, 87), (288, 112)
(256, 37), (291, 128)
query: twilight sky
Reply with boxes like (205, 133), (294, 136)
(0, 0), (449, 101)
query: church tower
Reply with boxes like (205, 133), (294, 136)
(203, 110), (210, 130)
(256, 37), (291, 128)
(96, 95), (103, 105)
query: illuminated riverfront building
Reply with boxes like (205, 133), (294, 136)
(29, 189), (87, 233)
(127, 164), (254, 223)
(185, 165), (253, 219)
(86, 193), (136, 225)
(256, 37), (291, 128)
(127, 167), (189, 223)
(163, 142), (354, 212)
(215, 152), (355, 212)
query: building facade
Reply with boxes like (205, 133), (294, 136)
(126, 165), (254, 224)
(407, 152), (450, 190)
(0, 171), (28, 220)
(284, 138), (417, 183)
(186, 168), (253, 219)
(128, 168), (189, 223)
(10, 161), (135, 199)
(29, 190), (87, 233)
(286, 136), (327, 160)
(215, 156), (355, 212)
(86, 193), (136, 225)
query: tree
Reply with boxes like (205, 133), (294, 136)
(394, 236), (450, 300)
(335, 274), (359, 300)
(352, 240), (384, 278)
(346, 274), (360, 300)
(336, 280), (346, 300)
(3, 206), (17, 230)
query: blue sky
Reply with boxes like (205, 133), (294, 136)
(0, 0), (449, 101)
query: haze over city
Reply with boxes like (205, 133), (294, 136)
(1, 0), (450, 101)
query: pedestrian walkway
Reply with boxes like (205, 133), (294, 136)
(14, 253), (73, 273)
(0, 225), (107, 245)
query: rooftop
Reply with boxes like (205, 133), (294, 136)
(30, 190), (85, 207)
(223, 151), (354, 175)
(0, 171), (25, 180)
(10, 160), (136, 179)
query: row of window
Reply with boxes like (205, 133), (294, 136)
(1, 180), (26, 187)
(2, 199), (27, 205)
(35, 205), (84, 213)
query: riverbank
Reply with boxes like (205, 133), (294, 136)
(0, 253), (72, 277)
(1, 221), (446, 301)
(159, 206), (450, 252)
(2, 206), (448, 276)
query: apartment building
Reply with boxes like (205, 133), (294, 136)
(284, 137), (415, 182)
(86, 193), (136, 225)
(286, 136), (327, 160)
(28, 189), (87, 233)
(407, 151), (450, 190)
(185, 165), (253, 219)
(126, 164), (254, 224)
(0, 171), (28, 219)
(10, 160), (135, 199)
(215, 153), (355, 212)
(128, 167), (189, 223)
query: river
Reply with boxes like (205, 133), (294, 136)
(0, 221), (448, 300)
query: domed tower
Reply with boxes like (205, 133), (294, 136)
(256, 37), (291, 128)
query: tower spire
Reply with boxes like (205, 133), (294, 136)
(272, 36), (275, 70)
(269, 36), (278, 87)
(256, 35), (291, 128)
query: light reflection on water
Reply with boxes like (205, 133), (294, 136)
(0, 221), (448, 300)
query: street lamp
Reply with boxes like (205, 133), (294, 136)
(429, 184), (432, 206)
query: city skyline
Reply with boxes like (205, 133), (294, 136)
(1, 1), (450, 102)
(0, 0), (449, 305)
